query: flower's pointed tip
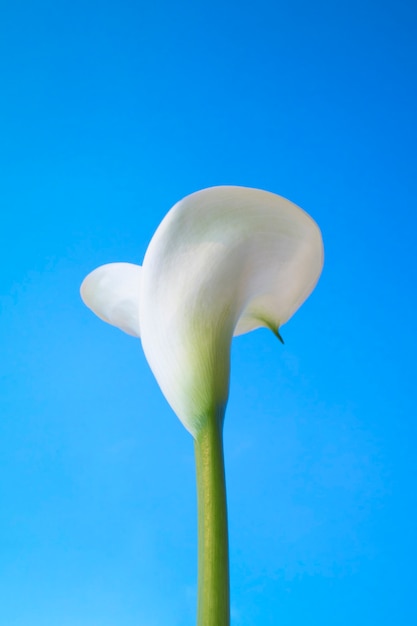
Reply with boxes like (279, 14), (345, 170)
(275, 328), (285, 344)
(268, 324), (284, 344)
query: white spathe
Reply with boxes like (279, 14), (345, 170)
(81, 186), (324, 437)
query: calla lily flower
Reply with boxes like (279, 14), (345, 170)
(80, 186), (323, 626)
(81, 186), (323, 436)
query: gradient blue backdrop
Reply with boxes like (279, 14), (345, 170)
(1, 1), (416, 624)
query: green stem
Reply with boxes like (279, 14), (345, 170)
(194, 412), (229, 626)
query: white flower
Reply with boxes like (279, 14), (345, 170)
(81, 186), (323, 437)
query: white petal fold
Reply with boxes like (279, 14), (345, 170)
(139, 186), (324, 437)
(80, 262), (141, 337)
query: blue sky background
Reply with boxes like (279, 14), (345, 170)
(1, 1), (416, 624)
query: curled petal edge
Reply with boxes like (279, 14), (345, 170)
(80, 262), (141, 337)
